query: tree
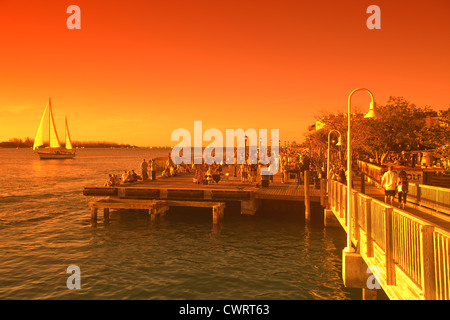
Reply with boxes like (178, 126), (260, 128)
(306, 96), (447, 166)
(359, 97), (432, 164)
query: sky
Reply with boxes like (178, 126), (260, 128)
(0, 0), (449, 146)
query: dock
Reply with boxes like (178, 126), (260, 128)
(84, 167), (325, 216)
(89, 198), (225, 226)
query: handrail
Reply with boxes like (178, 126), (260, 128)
(328, 178), (450, 300)
(357, 160), (450, 215)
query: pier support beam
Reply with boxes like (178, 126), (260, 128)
(342, 250), (370, 289)
(212, 205), (224, 225)
(304, 170), (310, 221)
(91, 207), (98, 226)
(241, 199), (261, 215)
(149, 208), (157, 222)
(362, 288), (378, 300)
(324, 209), (340, 227)
(103, 208), (110, 225)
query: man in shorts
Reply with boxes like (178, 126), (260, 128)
(381, 165), (397, 205)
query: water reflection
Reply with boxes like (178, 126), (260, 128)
(1, 149), (358, 300)
(31, 158), (75, 179)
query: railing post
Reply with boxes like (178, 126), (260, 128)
(353, 190), (360, 242)
(420, 224), (436, 300)
(343, 186), (347, 225)
(328, 178), (332, 208)
(322, 179), (328, 208)
(365, 198), (373, 257)
(320, 178), (325, 207)
(338, 183), (343, 218)
(328, 181), (332, 209)
(416, 183), (421, 203)
(384, 207), (396, 285)
(360, 172), (365, 194)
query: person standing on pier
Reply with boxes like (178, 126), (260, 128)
(337, 168), (346, 185)
(240, 163), (248, 183)
(381, 165), (397, 205)
(141, 159), (148, 181)
(280, 158), (286, 183)
(150, 158), (156, 180)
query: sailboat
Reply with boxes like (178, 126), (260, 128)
(33, 98), (76, 159)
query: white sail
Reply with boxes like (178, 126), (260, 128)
(33, 102), (49, 150)
(48, 99), (61, 148)
(65, 117), (73, 150)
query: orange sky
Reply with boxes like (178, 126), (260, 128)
(0, 0), (449, 146)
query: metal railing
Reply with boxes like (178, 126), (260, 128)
(329, 178), (450, 299)
(357, 160), (450, 215)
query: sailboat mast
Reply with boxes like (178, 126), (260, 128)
(49, 98), (51, 148)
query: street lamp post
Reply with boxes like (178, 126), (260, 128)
(326, 129), (342, 195)
(345, 88), (379, 253)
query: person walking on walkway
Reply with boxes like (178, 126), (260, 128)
(381, 165), (397, 205)
(397, 170), (409, 209)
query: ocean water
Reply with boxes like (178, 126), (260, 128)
(0, 148), (360, 300)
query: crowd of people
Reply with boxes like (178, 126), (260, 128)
(103, 149), (386, 191)
(104, 170), (142, 187)
(277, 150), (328, 187)
(328, 166), (347, 185)
(161, 162), (193, 178)
(102, 145), (415, 215)
(104, 158), (157, 187)
(193, 162), (225, 184)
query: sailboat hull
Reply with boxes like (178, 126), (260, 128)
(36, 149), (76, 159)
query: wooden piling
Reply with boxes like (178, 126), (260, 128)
(150, 211), (157, 222)
(213, 207), (219, 225)
(103, 208), (110, 224)
(362, 288), (377, 300)
(91, 207), (97, 226)
(304, 170), (310, 221)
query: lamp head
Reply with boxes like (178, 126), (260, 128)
(364, 101), (381, 119)
(336, 136), (342, 146)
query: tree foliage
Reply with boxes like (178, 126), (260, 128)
(307, 96), (450, 166)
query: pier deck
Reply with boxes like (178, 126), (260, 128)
(84, 170), (324, 206)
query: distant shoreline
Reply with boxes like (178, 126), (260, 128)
(0, 140), (171, 149)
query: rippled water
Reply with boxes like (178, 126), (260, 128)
(0, 148), (360, 300)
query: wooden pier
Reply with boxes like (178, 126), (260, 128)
(89, 199), (169, 225)
(89, 198), (225, 226)
(83, 170), (325, 217)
